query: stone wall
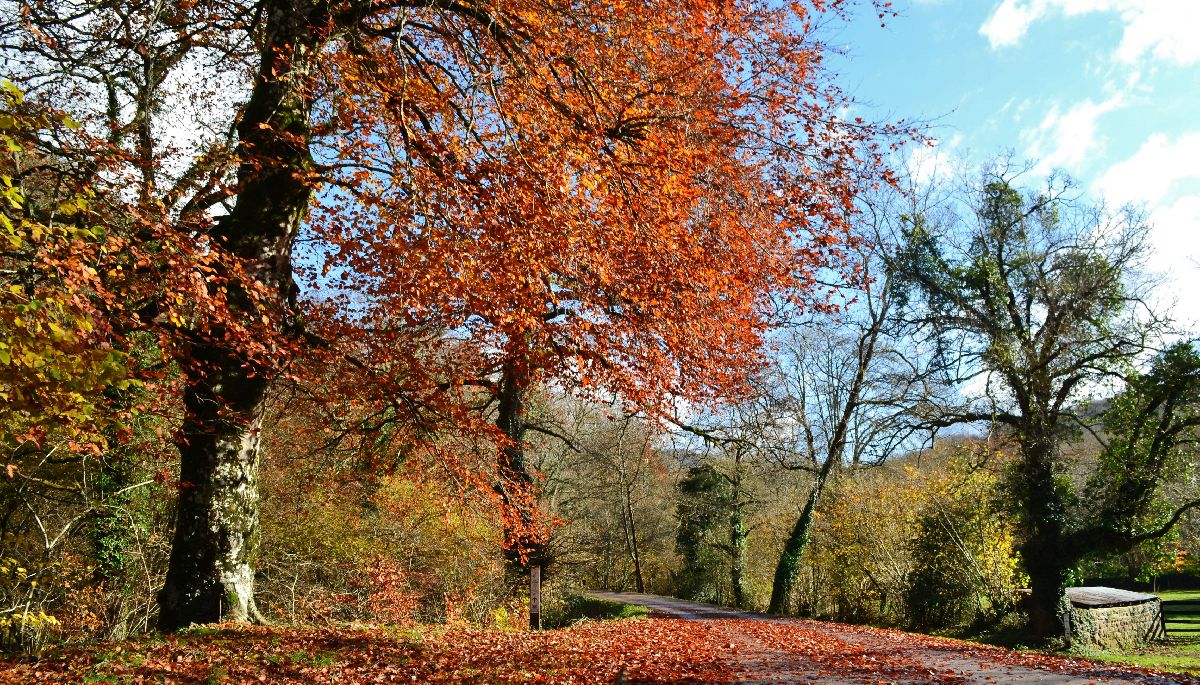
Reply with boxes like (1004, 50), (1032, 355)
(1067, 600), (1164, 650)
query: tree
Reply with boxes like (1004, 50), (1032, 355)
(3, 0), (904, 629)
(307, 0), (906, 598)
(0, 85), (129, 652)
(1075, 342), (1200, 566)
(664, 222), (934, 614)
(893, 162), (1200, 636)
(3, 0), (331, 629)
(759, 187), (939, 615)
(530, 397), (676, 596)
(762, 275), (909, 612)
(673, 463), (737, 604)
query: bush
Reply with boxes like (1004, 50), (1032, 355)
(798, 445), (1024, 629)
(0, 556), (60, 655)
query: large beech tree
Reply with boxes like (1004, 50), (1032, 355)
(3, 0), (904, 629)
(308, 0), (907, 578)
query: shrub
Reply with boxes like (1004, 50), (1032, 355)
(798, 445), (1023, 629)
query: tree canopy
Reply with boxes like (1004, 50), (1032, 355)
(1, 0), (907, 629)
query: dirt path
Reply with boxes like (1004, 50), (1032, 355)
(589, 591), (1197, 685)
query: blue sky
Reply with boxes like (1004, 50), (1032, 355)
(829, 0), (1200, 327)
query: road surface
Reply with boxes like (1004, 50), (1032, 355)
(588, 591), (1197, 685)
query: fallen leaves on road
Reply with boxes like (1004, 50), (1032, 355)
(2, 617), (1197, 684)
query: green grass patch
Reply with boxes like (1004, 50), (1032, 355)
(1161, 591), (1200, 640)
(545, 594), (650, 628)
(1159, 591), (1200, 601)
(1084, 641), (1200, 674)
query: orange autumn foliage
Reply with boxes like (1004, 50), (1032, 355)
(290, 1), (914, 559)
(303, 0), (911, 411)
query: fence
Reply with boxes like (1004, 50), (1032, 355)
(1162, 599), (1200, 638)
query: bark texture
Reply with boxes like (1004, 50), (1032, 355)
(159, 365), (269, 628)
(158, 0), (325, 630)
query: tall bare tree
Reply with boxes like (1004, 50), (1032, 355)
(763, 207), (938, 614)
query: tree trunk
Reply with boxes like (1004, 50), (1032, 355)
(157, 0), (324, 630)
(1023, 535), (1072, 639)
(494, 363), (544, 628)
(496, 364), (538, 558)
(768, 486), (818, 614)
(1015, 437), (1072, 638)
(91, 432), (137, 638)
(768, 455), (837, 614)
(159, 362), (269, 629)
(624, 483), (645, 593)
(529, 565), (542, 630)
(729, 504), (748, 609)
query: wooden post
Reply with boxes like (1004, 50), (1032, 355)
(529, 565), (542, 630)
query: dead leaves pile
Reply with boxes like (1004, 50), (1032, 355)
(3, 617), (1198, 684)
(0, 619), (734, 684)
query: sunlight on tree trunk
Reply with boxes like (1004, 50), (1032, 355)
(159, 364), (268, 628)
(158, 0), (323, 629)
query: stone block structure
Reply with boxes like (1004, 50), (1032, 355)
(1064, 587), (1166, 650)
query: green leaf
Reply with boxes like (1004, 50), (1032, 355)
(0, 80), (23, 104)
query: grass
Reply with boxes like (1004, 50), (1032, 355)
(544, 594), (651, 628)
(1081, 589), (1200, 674)
(1161, 590), (1200, 638)
(1086, 634), (1200, 675)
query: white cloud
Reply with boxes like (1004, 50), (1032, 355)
(1149, 197), (1200, 263)
(1144, 195), (1200, 329)
(1095, 133), (1200, 329)
(1113, 1), (1200, 64)
(907, 133), (963, 188)
(979, 0), (1044, 48)
(1021, 93), (1124, 173)
(980, 0), (1200, 65)
(1094, 131), (1200, 206)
